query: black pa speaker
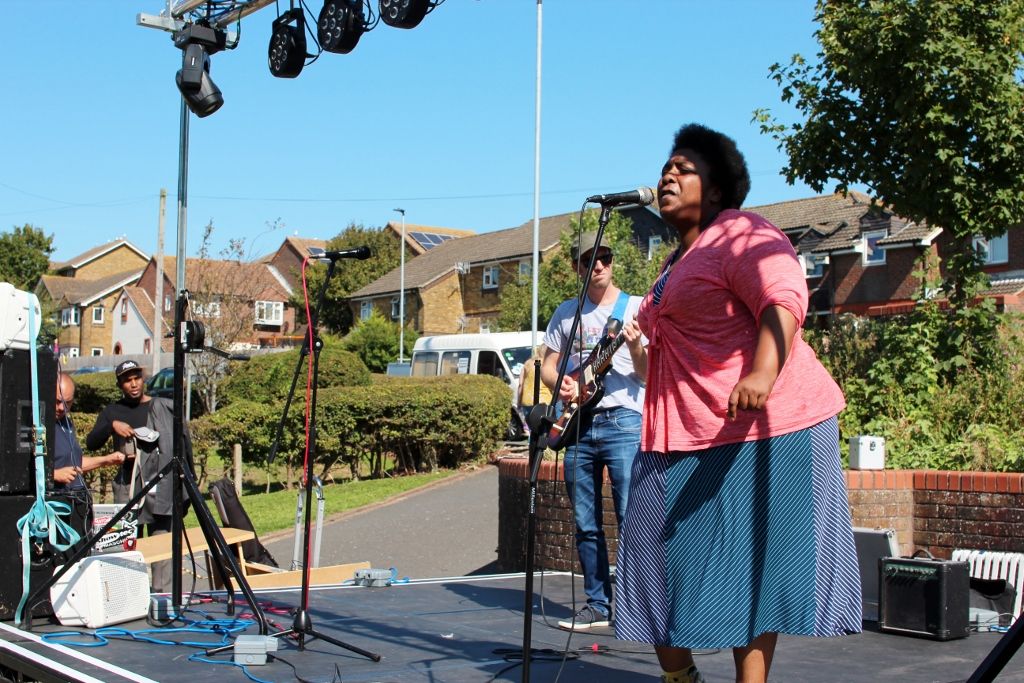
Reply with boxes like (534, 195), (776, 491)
(878, 555), (970, 640)
(0, 492), (90, 621)
(0, 348), (55, 494)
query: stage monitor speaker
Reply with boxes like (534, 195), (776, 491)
(0, 348), (55, 494)
(0, 495), (59, 620)
(51, 551), (150, 628)
(878, 555), (970, 641)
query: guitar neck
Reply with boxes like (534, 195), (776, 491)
(591, 332), (627, 374)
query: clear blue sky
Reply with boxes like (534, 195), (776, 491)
(2, 1), (833, 264)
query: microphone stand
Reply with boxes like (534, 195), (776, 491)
(259, 254), (381, 661)
(519, 206), (613, 682)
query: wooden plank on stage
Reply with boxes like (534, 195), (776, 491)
(231, 561), (371, 589)
(134, 526), (255, 586)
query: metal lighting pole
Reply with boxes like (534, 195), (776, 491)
(394, 208), (406, 363)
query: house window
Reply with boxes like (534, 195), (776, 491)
(862, 229), (887, 266)
(801, 253), (827, 278)
(518, 260), (531, 283)
(194, 301), (221, 318)
(61, 307), (80, 327)
(120, 299), (128, 323)
(648, 235), (663, 260)
(482, 265), (499, 289)
(480, 321), (492, 334)
(143, 339), (151, 354)
(67, 347), (80, 358)
(973, 232), (1008, 265)
(164, 295), (172, 312)
(360, 301), (372, 321)
(91, 348), (103, 356)
(92, 305), (104, 324)
(391, 297), (400, 320)
(254, 300), (284, 326)
(113, 342), (122, 355)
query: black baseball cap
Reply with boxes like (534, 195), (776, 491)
(114, 360), (143, 380)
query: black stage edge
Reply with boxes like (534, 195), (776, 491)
(0, 572), (1019, 683)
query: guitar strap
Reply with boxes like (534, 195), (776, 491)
(606, 290), (630, 335)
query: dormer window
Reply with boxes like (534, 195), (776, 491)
(862, 229), (887, 266)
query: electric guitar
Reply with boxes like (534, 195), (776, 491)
(547, 321), (628, 450)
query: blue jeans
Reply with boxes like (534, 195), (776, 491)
(562, 406), (640, 617)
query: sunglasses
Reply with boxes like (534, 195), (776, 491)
(575, 252), (613, 267)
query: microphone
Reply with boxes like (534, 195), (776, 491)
(309, 246), (372, 261)
(586, 187), (656, 207)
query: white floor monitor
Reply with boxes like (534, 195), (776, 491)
(50, 551), (150, 628)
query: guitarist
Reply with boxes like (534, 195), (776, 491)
(541, 231), (647, 631)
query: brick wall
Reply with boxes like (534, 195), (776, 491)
(497, 458), (1024, 572)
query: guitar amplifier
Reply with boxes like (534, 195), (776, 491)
(878, 555), (970, 640)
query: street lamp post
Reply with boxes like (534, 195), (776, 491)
(394, 208), (406, 363)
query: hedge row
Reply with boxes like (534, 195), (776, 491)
(191, 374), (510, 482)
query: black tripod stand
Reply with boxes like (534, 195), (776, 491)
(20, 290), (268, 634)
(263, 250), (380, 661)
(519, 209), (614, 682)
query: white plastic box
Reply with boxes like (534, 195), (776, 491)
(849, 435), (886, 470)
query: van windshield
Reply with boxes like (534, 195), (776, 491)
(503, 346), (532, 378)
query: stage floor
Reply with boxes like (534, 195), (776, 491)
(0, 572), (1020, 683)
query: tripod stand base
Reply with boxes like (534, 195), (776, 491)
(273, 610), (381, 661)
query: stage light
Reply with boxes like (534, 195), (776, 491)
(379, 0), (431, 29)
(317, 0), (365, 54)
(175, 43), (223, 118)
(268, 8), (307, 78)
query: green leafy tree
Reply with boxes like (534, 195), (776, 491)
(756, 0), (1024, 371)
(498, 210), (672, 331)
(342, 312), (418, 373)
(1, 224), (54, 290)
(293, 223), (402, 333)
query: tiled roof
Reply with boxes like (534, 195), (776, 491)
(744, 191), (875, 233)
(982, 277), (1024, 297)
(157, 257), (292, 300)
(39, 269), (143, 306)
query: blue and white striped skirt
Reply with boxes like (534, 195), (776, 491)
(615, 417), (862, 649)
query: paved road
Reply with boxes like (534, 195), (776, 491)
(259, 464), (502, 580)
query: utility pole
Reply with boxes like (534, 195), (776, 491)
(394, 208), (406, 363)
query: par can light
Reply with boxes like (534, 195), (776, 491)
(268, 8), (307, 78)
(317, 0), (365, 54)
(379, 0), (430, 29)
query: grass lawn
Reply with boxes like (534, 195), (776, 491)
(182, 470), (456, 536)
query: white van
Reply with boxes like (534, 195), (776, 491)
(410, 331), (535, 439)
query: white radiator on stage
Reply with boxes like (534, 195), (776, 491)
(952, 548), (1024, 624)
(50, 551), (150, 628)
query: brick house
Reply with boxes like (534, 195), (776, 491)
(747, 192), (1024, 319)
(260, 235), (326, 292)
(347, 207), (672, 335)
(136, 256), (297, 350)
(36, 238), (149, 360)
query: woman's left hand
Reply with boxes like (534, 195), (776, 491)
(727, 370), (776, 419)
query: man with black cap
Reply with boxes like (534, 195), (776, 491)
(86, 360), (193, 591)
(541, 231), (648, 631)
